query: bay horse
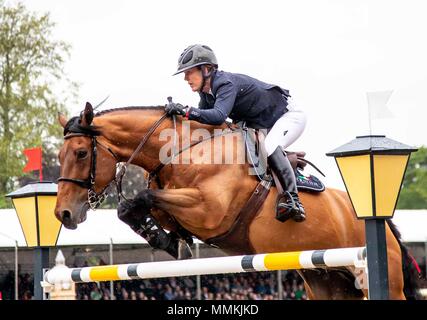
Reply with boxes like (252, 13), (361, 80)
(55, 102), (420, 300)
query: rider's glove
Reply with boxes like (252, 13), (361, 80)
(165, 102), (187, 117)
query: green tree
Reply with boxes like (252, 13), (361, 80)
(397, 146), (427, 209)
(0, 1), (77, 207)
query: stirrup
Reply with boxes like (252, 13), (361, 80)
(275, 192), (306, 223)
(275, 191), (295, 222)
(290, 192), (306, 222)
(292, 210), (306, 222)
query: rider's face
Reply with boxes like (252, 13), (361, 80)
(184, 67), (203, 92)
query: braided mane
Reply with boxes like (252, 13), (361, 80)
(94, 106), (165, 117)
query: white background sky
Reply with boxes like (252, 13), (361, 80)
(20, 0), (427, 189)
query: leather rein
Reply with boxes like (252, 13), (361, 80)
(57, 113), (237, 210)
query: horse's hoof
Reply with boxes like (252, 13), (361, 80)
(165, 238), (193, 260)
(177, 239), (193, 260)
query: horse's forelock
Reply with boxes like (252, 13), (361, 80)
(63, 117), (79, 135)
(63, 116), (101, 136)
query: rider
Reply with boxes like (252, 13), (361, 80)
(166, 44), (307, 223)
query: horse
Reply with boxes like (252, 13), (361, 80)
(55, 102), (420, 300)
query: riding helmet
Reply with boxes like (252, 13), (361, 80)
(173, 44), (218, 76)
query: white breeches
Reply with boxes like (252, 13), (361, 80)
(264, 97), (307, 156)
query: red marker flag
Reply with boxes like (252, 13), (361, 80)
(23, 146), (43, 181)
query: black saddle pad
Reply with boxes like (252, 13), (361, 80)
(296, 169), (325, 192)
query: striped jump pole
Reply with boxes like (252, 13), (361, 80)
(42, 247), (366, 287)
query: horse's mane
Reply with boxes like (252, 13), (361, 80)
(63, 106), (166, 136)
(94, 106), (165, 117)
(65, 105), (231, 137)
(93, 105), (231, 130)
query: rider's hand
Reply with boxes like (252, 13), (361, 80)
(165, 102), (187, 117)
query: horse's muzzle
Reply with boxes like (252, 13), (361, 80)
(58, 209), (77, 229)
(56, 204), (88, 230)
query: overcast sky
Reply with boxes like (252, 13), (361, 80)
(21, 0), (427, 189)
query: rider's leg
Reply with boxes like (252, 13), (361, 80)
(117, 192), (192, 260)
(264, 98), (307, 222)
(268, 147), (306, 222)
(264, 98), (307, 156)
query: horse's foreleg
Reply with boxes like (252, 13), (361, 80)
(117, 191), (192, 260)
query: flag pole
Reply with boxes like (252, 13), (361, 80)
(39, 146), (43, 182)
(366, 90), (394, 137)
(367, 97), (373, 136)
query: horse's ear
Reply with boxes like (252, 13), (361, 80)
(58, 112), (68, 128)
(81, 102), (94, 126)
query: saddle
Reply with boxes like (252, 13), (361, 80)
(243, 127), (325, 193)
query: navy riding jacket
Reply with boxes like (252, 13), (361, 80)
(187, 70), (290, 129)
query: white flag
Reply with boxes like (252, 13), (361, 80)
(366, 90), (394, 120)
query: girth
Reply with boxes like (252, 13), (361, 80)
(205, 179), (271, 255)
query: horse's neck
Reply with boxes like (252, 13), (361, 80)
(92, 110), (163, 171)
(92, 109), (228, 172)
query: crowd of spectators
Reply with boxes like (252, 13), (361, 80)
(75, 271), (307, 300)
(1, 268), (307, 300)
(0, 262), (306, 300)
(2, 268), (427, 300)
(0, 271), (34, 300)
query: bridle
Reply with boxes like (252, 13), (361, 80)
(57, 113), (169, 210)
(58, 112), (237, 210)
(57, 133), (120, 210)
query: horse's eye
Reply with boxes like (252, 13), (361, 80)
(76, 150), (88, 159)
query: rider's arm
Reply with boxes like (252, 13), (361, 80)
(186, 82), (237, 125)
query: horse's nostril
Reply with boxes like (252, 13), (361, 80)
(62, 210), (71, 221)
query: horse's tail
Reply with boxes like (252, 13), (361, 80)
(386, 220), (423, 300)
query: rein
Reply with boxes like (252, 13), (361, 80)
(58, 112), (239, 209)
(114, 113), (169, 201)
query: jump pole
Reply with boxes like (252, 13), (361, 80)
(42, 247), (366, 288)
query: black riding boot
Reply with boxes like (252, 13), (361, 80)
(268, 147), (306, 223)
(117, 200), (193, 260)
